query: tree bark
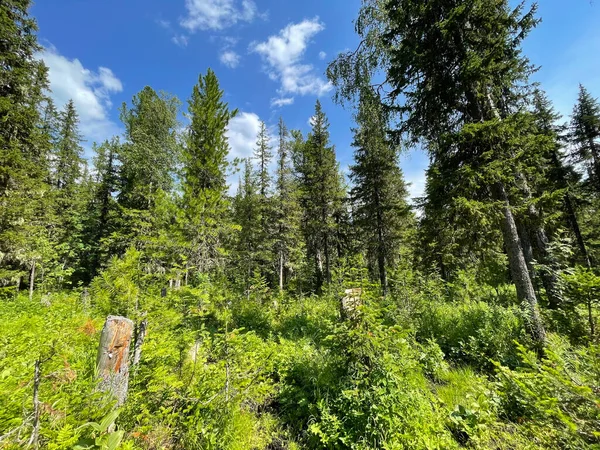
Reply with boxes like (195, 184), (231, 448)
(279, 250), (284, 292)
(96, 316), (134, 406)
(564, 193), (592, 268)
(29, 261), (35, 301)
(494, 182), (546, 346)
(132, 319), (148, 369)
(28, 359), (41, 448)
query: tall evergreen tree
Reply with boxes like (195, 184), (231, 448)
(232, 159), (261, 291)
(182, 69), (237, 274)
(329, 0), (547, 344)
(273, 118), (303, 291)
(350, 89), (411, 296)
(294, 100), (344, 292)
(0, 0), (52, 294)
(532, 90), (592, 269)
(84, 138), (120, 279)
(54, 100), (84, 190)
(570, 85), (600, 192)
(51, 100), (86, 284)
(118, 87), (180, 211)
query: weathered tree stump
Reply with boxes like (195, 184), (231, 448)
(96, 316), (134, 406)
(340, 288), (363, 320)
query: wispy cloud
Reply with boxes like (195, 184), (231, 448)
(181, 0), (258, 31)
(271, 97), (294, 108)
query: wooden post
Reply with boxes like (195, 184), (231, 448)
(96, 316), (134, 406)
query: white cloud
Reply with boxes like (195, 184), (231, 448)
(319, 51), (327, 60)
(250, 18), (332, 98)
(271, 97), (294, 107)
(220, 50), (240, 68)
(172, 34), (189, 47)
(226, 111), (262, 160)
(181, 0), (257, 31)
(37, 46), (123, 144)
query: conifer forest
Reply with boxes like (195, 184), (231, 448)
(2, 1), (600, 449)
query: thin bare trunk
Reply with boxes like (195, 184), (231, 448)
(28, 359), (41, 448)
(564, 194), (592, 268)
(588, 294), (595, 339)
(29, 261), (35, 301)
(279, 250), (284, 292)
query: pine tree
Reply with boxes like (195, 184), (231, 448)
(350, 89), (411, 296)
(0, 0), (53, 295)
(251, 121), (275, 282)
(182, 69), (237, 275)
(570, 85), (600, 192)
(55, 100), (84, 190)
(294, 100), (344, 292)
(232, 159), (261, 291)
(51, 100), (86, 285)
(533, 90), (592, 269)
(119, 86), (180, 211)
(273, 118), (303, 291)
(84, 138), (120, 279)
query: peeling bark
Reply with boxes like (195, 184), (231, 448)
(96, 316), (134, 406)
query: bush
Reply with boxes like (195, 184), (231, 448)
(495, 335), (600, 449)
(416, 299), (528, 371)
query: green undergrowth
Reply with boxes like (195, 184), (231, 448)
(0, 276), (598, 449)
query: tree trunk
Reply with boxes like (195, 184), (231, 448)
(29, 261), (35, 301)
(279, 250), (284, 292)
(96, 316), (134, 406)
(515, 218), (535, 279)
(564, 193), (592, 268)
(494, 183), (546, 346)
(132, 319), (148, 369)
(28, 359), (41, 449)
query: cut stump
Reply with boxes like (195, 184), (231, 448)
(96, 315), (134, 406)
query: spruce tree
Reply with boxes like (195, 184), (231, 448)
(0, 0), (53, 294)
(252, 121), (275, 282)
(294, 100), (343, 292)
(273, 118), (303, 291)
(118, 86), (180, 211)
(350, 89), (411, 296)
(52, 100), (86, 284)
(182, 69), (237, 274)
(570, 85), (600, 192)
(533, 90), (592, 269)
(330, 0), (547, 344)
(232, 159), (261, 291)
(84, 138), (120, 279)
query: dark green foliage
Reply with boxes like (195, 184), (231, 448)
(182, 69), (237, 274)
(293, 101), (346, 292)
(350, 88), (412, 294)
(570, 85), (600, 191)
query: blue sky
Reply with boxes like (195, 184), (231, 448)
(31, 0), (600, 200)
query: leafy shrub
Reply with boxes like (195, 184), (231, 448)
(495, 335), (600, 449)
(417, 299), (528, 371)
